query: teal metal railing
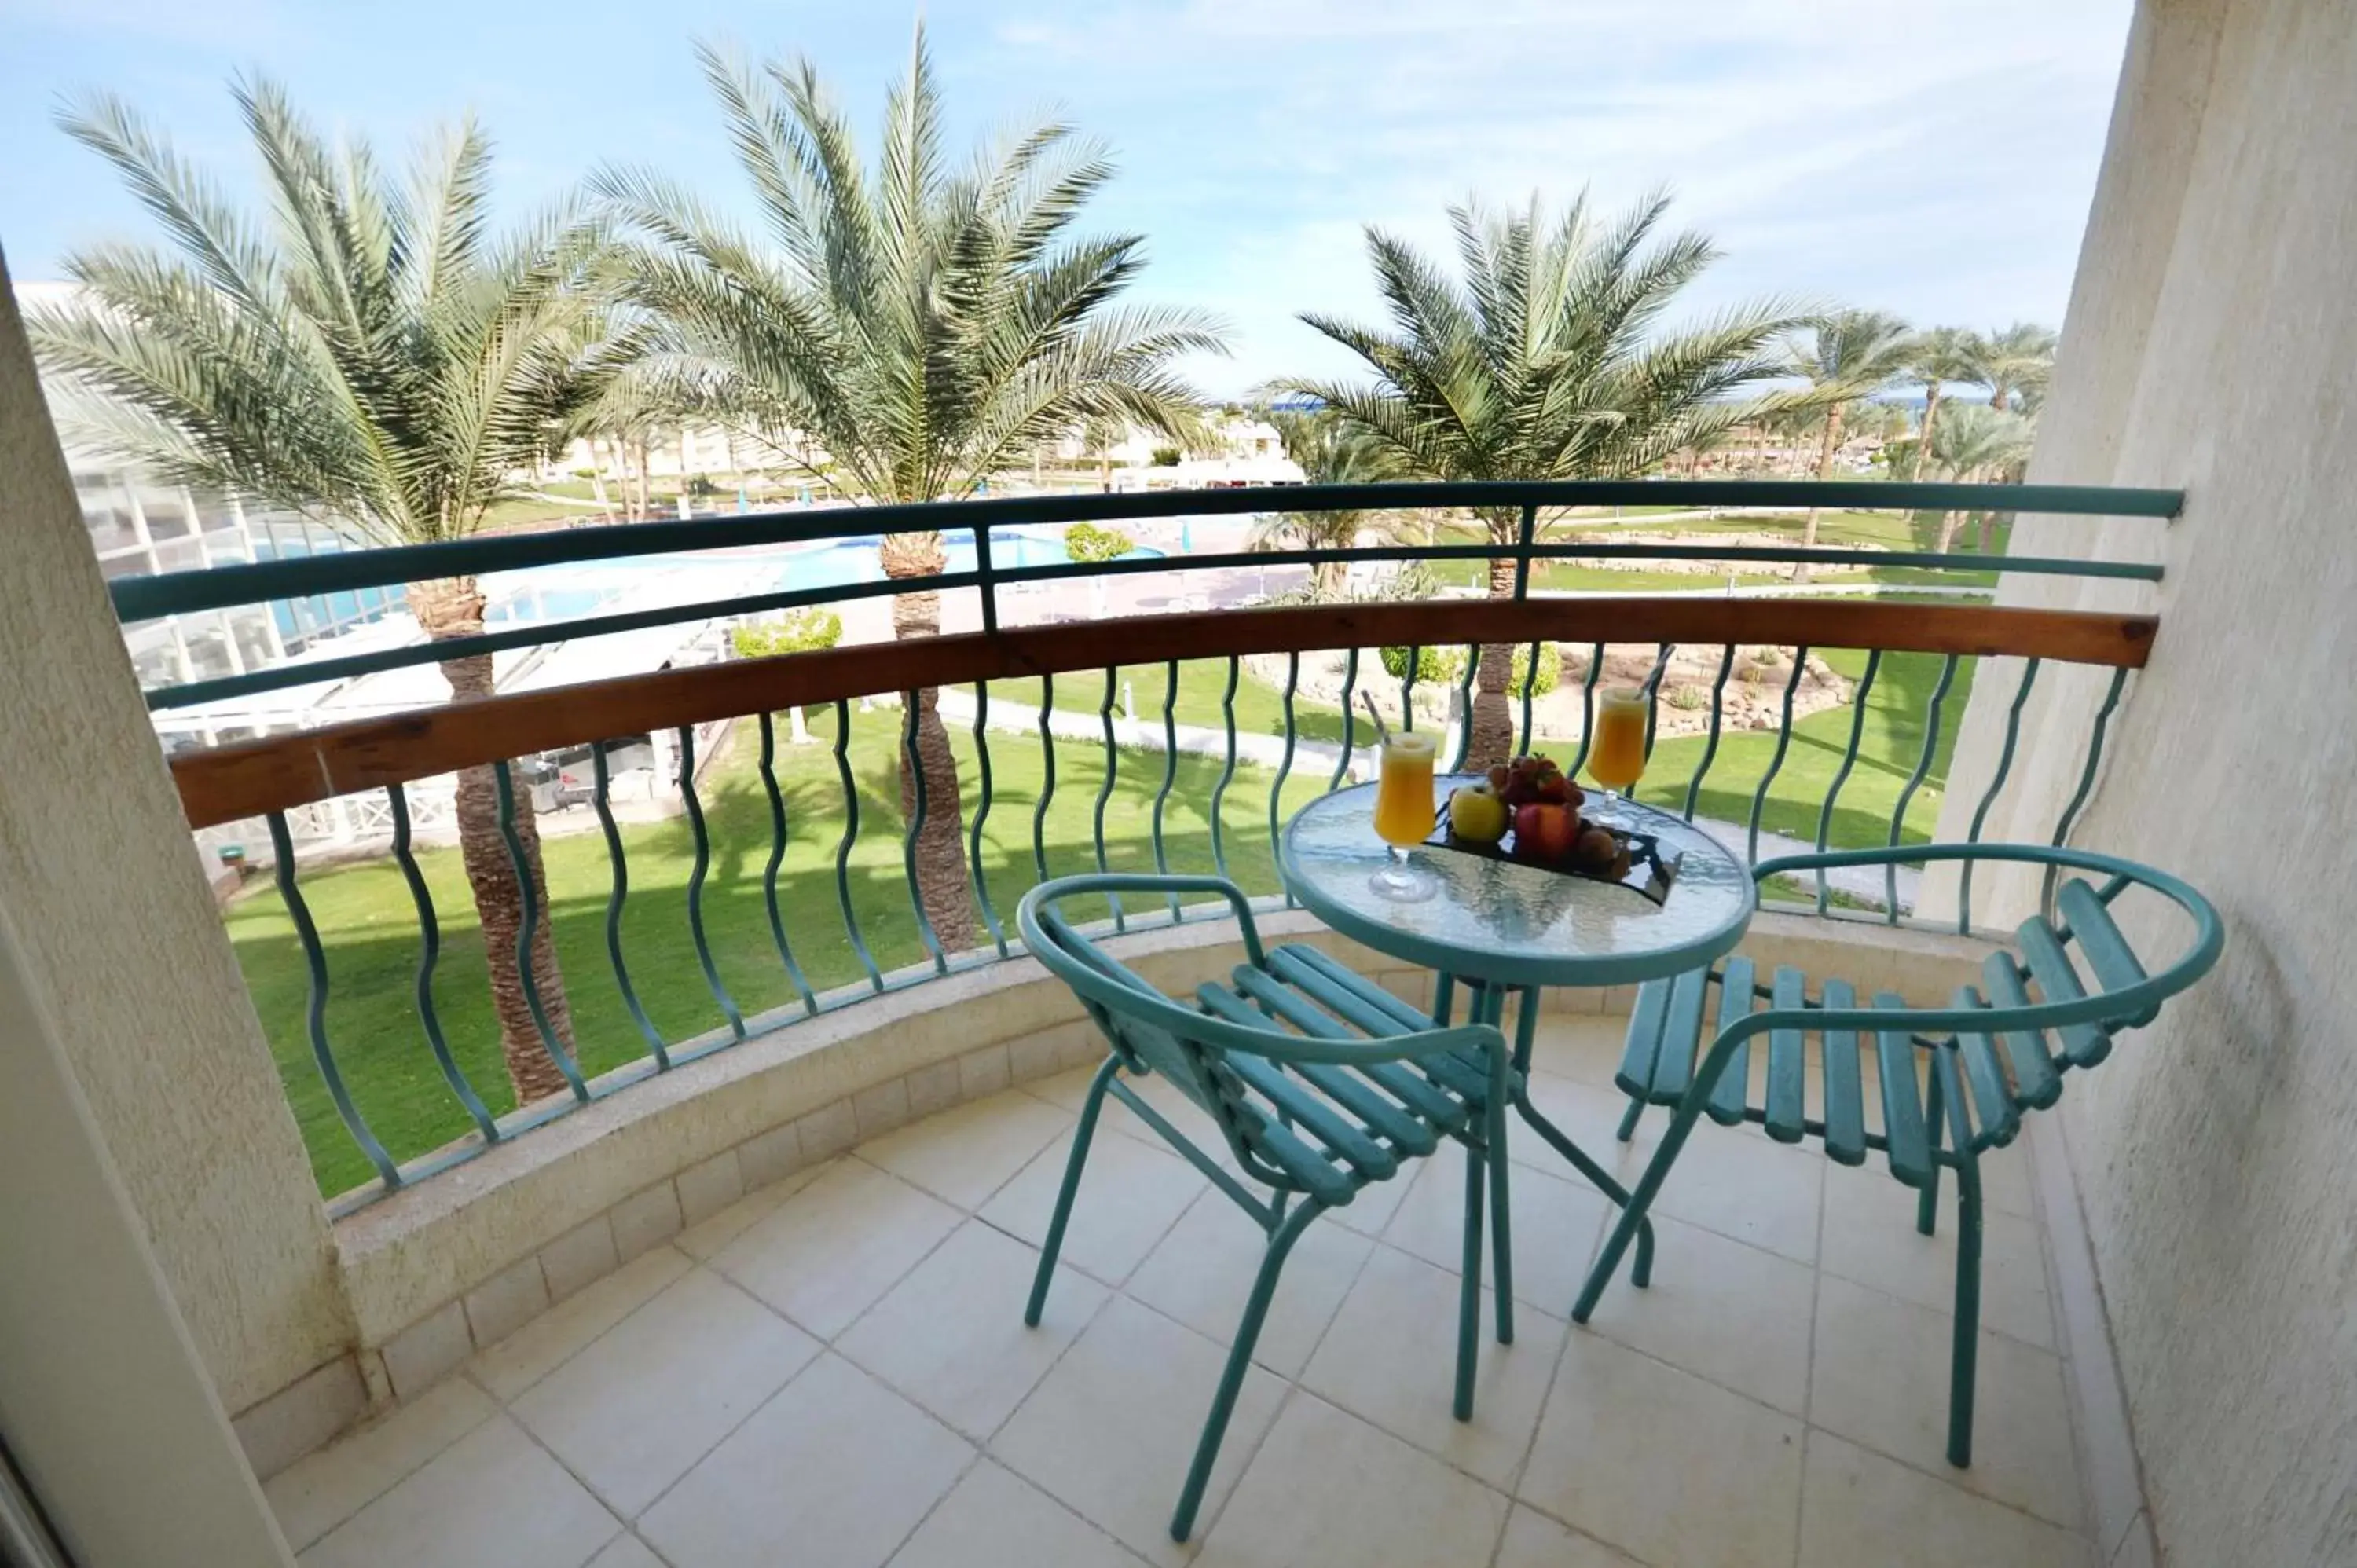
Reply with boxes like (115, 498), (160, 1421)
(127, 481), (2177, 1205)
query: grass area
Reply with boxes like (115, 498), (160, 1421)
(1416, 511), (2007, 593)
(230, 707), (1336, 1197)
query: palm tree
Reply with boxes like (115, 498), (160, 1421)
(1781, 310), (1916, 579)
(1904, 325), (1981, 482)
(1276, 192), (1805, 766)
(1247, 410), (1407, 599)
(1970, 322), (2058, 414)
(1922, 403), (2036, 551)
(596, 30), (1223, 951)
(30, 80), (629, 1105)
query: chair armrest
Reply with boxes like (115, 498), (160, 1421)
(1017, 874), (1266, 965)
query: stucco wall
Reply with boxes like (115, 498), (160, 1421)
(1934, 2), (2357, 1561)
(0, 258), (350, 1412)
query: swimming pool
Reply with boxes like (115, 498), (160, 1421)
(485, 526), (1161, 624)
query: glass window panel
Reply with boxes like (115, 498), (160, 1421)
(182, 619), (235, 680)
(100, 554), (149, 581)
(139, 488), (195, 540)
(230, 610), (277, 672)
(152, 536), (204, 574)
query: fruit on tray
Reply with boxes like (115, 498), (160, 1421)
(1487, 753), (1584, 811)
(1513, 801), (1579, 860)
(1446, 781), (1511, 844)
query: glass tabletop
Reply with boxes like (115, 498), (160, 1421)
(1279, 775), (1756, 989)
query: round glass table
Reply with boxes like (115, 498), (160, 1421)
(1279, 775), (1758, 1328)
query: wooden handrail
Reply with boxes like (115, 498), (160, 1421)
(169, 598), (2155, 829)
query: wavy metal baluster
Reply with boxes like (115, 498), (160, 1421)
(1885, 654), (1960, 921)
(1032, 672), (1057, 884)
(1270, 651), (1300, 906)
(968, 682), (1008, 957)
(589, 746), (669, 1062)
(1682, 645), (1736, 822)
(1515, 640), (1541, 757)
(272, 811), (401, 1187)
(754, 714), (819, 1015)
(1746, 645), (1810, 866)
(1959, 658), (2041, 934)
(1328, 647), (1360, 792)
(832, 699), (884, 992)
(1208, 656), (1240, 880)
(492, 762), (590, 1101)
(677, 727), (746, 1035)
(1094, 667), (1126, 933)
(1153, 659), (1182, 921)
(1567, 641), (1605, 775)
(1813, 650), (1882, 913)
(898, 694), (951, 974)
(1640, 642), (1673, 760)
(1400, 643), (1420, 734)
(1448, 643), (1481, 771)
(386, 785), (501, 1137)
(2044, 665), (2130, 914)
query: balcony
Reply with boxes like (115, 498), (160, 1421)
(81, 477), (2161, 1568)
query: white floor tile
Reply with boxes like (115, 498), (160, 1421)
(299, 1414), (619, 1568)
(585, 1536), (667, 1568)
(1513, 1071), (1651, 1178)
(1800, 1432), (2090, 1568)
(1524, 1016), (1629, 1091)
(1809, 1277), (2081, 1530)
(640, 1354), (973, 1568)
(991, 1296), (1285, 1565)
(1644, 1119), (1825, 1266)
(1580, 1215), (1817, 1416)
(888, 1462), (1148, 1568)
(1299, 1244), (1564, 1490)
(511, 1269), (819, 1519)
(268, 1378), (498, 1552)
(980, 1126), (1204, 1287)
(470, 1246), (692, 1402)
(1325, 1161), (1417, 1236)
(1821, 1165), (2056, 1350)
(710, 1159), (962, 1337)
(1124, 1191), (1372, 1379)
(1197, 1394), (1509, 1568)
(1380, 1141), (1609, 1315)
(673, 1160), (831, 1260)
(838, 1218), (1109, 1438)
(1520, 1332), (1804, 1568)
(1493, 1505), (1643, 1568)
(858, 1090), (1076, 1210)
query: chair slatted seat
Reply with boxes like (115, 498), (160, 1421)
(1579, 845), (2223, 1479)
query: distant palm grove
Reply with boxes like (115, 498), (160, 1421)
(25, 28), (2056, 1178)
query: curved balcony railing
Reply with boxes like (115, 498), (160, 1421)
(113, 481), (2177, 1207)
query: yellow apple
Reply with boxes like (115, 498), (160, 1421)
(1447, 782), (1510, 844)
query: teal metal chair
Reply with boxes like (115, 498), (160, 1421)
(1574, 844), (2223, 1470)
(1017, 873), (1511, 1542)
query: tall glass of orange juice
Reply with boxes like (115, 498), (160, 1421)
(1369, 732), (1439, 900)
(1587, 688), (1648, 800)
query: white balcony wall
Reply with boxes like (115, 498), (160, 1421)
(1934, 2), (2357, 1562)
(0, 262), (349, 1418)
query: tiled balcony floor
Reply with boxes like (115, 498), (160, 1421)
(266, 1014), (2102, 1568)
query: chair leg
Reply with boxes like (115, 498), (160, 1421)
(1947, 1151), (1985, 1468)
(1457, 1109), (1487, 1422)
(1615, 1097), (1645, 1143)
(1025, 1055), (1117, 1328)
(1486, 987), (1523, 1347)
(1574, 1092), (1706, 1324)
(1917, 1061), (1945, 1238)
(1170, 1200), (1323, 1542)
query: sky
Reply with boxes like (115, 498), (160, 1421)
(0, 0), (2134, 399)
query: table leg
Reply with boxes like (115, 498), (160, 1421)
(1508, 992), (1656, 1290)
(1486, 987), (1523, 1345)
(1431, 971), (1456, 1026)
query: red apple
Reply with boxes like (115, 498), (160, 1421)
(1514, 801), (1578, 860)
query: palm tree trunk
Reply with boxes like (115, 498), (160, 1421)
(1794, 403), (1846, 583)
(1467, 522), (1519, 770)
(1915, 383), (1945, 485)
(407, 577), (577, 1105)
(878, 531), (976, 953)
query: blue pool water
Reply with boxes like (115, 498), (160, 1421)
(486, 526), (1159, 624)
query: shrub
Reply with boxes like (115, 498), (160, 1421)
(1149, 445), (1182, 467)
(1752, 646), (1783, 669)
(1378, 645), (1459, 683)
(1064, 522), (1136, 563)
(1666, 684), (1709, 711)
(1512, 644), (1561, 697)
(687, 472), (718, 497)
(732, 607), (843, 660)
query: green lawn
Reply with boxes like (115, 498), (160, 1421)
(1415, 511), (2007, 593)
